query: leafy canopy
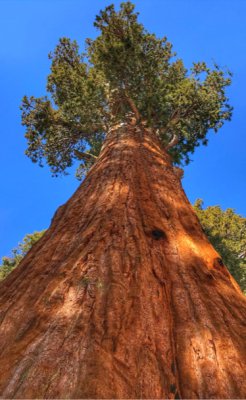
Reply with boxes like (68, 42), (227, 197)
(21, 2), (232, 177)
(194, 200), (246, 293)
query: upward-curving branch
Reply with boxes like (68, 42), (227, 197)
(165, 133), (179, 150)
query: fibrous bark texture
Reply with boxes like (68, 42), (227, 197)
(0, 124), (245, 399)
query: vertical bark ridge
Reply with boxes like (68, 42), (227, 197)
(0, 123), (245, 399)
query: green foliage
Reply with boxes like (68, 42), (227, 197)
(194, 200), (246, 293)
(21, 2), (232, 177)
(0, 231), (45, 281)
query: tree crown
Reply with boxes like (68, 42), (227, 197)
(21, 2), (232, 177)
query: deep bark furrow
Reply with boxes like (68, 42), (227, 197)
(0, 124), (245, 398)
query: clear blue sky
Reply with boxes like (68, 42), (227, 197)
(0, 0), (245, 257)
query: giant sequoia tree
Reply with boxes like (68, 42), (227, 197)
(0, 3), (245, 399)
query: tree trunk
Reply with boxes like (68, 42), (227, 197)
(0, 124), (245, 399)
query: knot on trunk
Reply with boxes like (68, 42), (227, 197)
(151, 229), (166, 240)
(213, 257), (225, 269)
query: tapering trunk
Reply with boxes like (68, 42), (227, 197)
(0, 124), (245, 399)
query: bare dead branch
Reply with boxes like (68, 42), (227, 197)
(165, 134), (179, 150)
(74, 150), (98, 161)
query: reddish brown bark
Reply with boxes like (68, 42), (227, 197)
(0, 124), (245, 399)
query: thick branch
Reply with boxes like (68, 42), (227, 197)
(124, 93), (141, 122)
(74, 150), (98, 162)
(164, 105), (197, 150)
(165, 134), (179, 150)
(160, 109), (181, 150)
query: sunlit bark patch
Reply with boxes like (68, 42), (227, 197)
(0, 124), (245, 399)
